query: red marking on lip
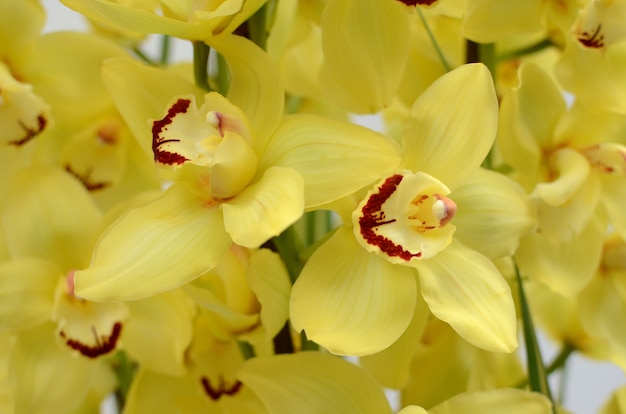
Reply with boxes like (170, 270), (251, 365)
(152, 98), (191, 165)
(398, 0), (437, 5)
(577, 24), (605, 48)
(359, 174), (422, 261)
(60, 322), (122, 358)
(10, 114), (47, 146)
(200, 377), (243, 400)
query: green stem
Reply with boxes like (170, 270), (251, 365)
(416, 7), (451, 72)
(159, 35), (171, 66)
(131, 47), (155, 65)
(192, 41), (212, 91)
(214, 52), (230, 96)
(515, 264), (557, 413)
(515, 343), (575, 388)
(111, 350), (137, 410)
(248, 4), (268, 50)
(497, 38), (555, 63)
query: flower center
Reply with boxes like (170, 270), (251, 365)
(353, 170), (456, 264)
(151, 93), (258, 199)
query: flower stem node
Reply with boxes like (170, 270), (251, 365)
(353, 170), (457, 265)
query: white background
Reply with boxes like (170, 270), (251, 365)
(40, 1), (626, 412)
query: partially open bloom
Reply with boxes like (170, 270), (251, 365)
(290, 64), (534, 356)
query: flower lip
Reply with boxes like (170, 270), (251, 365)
(151, 98), (192, 166)
(59, 321), (123, 358)
(353, 170), (457, 264)
(200, 376), (243, 401)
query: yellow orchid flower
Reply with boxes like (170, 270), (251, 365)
(399, 388), (553, 414)
(290, 63), (533, 357)
(0, 165), (196, 385)
(0, 0), (51, 149)
(60, 0), (267, 41)
(74, 34), (400, 302)
(556, 3), (626, 115)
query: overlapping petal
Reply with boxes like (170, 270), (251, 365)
(462, 0), (543, 43)
(122, 289), (195, 376)
(259, 114), (401, 208)
(451, 168), (535, 259)
(238, 352), (393, 414)
(290, 227), (417, 356)
(427, 388), (552, 414)
(417, 240), (518, 353)
(74, 182), (232, 301)
(401, 63), (498, 190)
(222, 166), (304, 248)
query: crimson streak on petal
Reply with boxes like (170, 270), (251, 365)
(358, 174), (422, 262)
(152, 98), (191, 165)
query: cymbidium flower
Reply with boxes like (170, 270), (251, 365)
(0, 0), (51, 148)
(498, 62), (626, 293)
(0, 166), (195, 379)
(74, 34), (400, 302)
(60, 0), (267, 41)
(556, 0), (626, 115)
(290, 63), (534, 357)
(600, 385), (626, 414)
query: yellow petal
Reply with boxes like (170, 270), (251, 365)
(210, 34), (285, 152)
(573, 0), (626, 50)
(244, 249), (291, 344)
(418, 240), (518, 353)
(75, 182), (232, 301)
(238, 352), (393, 414)
(359, 291), (429, 389)
(451, 168), (535, 259)
(600, 385), (626, 414)
(9, 323), (100, 414)
(462, 0), (543, 43)
(429, 388), (552, 414)
(0, 259), (60, 332)
(0, 0), (45, 58)
(515, 217), (604, 295)
(401, 63), (497, 190)
(290, 227), (417, 356)
(60, 0), (213, 40)
(533, 148), (590, 207)
(260, 114), (401, 208)
(601, 174), (626, 240)
(534, 169), (601, 243)
(318, 0), (409, 113)
(222, 166), (304, 248)
(123, 289), (196, 376)
(2, 166), (102, 271)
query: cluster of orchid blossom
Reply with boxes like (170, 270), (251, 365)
(1, 0), (626, 413)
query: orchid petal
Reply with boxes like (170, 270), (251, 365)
(0, 259), (60, 332)
(123, 289), (196, 376)
(2, 167), (101, 272)
(290, 227), (417, 356)
(222, 166), (304, 248)
(260, 114), (401, 208)
(516, 218), (604, 295)
(75, 182), (232, 301)
(318, 0), (409, 113)
(238, 352), (393, 414)
(401, 64), (497, 190)
(451, 168), (535, 259)
(429, 388), (552, 414)
(417, 240), (517, 353)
